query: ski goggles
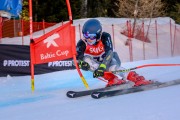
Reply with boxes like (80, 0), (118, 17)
(83, 33), (97, 40)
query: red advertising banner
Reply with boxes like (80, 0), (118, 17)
(31, 22), (75, 64)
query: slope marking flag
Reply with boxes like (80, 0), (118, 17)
(31, 22), (74, 64)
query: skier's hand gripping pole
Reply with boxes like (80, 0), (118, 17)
(110, 64), (180, 74)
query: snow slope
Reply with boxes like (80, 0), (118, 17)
(0, 56), (180, 120)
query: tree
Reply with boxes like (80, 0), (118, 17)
(107, 0), (120, 17)
(21, 0), (29, 21)
(80, 0), (88, 18)
(22, 0), (82, 22)
(116, 0), (165, 18)
(162, 0), (180, 23)
(21, 0), (179, 23)
(86, 0), (110, 17)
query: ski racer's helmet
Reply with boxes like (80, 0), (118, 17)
(82, 19), (102, 45)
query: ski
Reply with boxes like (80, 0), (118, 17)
(91, 79), (180, 99)
(66, 81), (134, 98)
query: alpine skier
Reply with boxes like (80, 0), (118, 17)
(76, 18), (152, 87)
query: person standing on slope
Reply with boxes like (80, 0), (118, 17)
(76, 18), (152, 87)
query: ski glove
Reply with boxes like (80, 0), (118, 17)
(78, 60), (90, 71)
(93, 64), (106, 78)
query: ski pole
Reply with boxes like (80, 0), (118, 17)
(110, 64), (180, 74)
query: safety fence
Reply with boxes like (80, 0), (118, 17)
(0, 18), (56, 38)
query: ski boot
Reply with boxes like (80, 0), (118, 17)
(103, 72), (126, 87)
(127, 71), (152, 86)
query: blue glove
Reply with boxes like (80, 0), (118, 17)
(93, 64), (106, 78)
(78, 60), (90, 71)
